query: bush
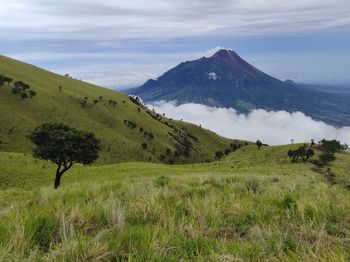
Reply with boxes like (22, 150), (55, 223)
(124, 120), (137, 129)
(318, 151), (336, 166)
(141, 143), (148, 150)
(28, 90), (37, 98)
(144, 132), (154, 140)
(215, 151), (224, 161)
(319, 139), (341, 153)
(159, 155), (166, 162)
(20, 92), (29, 100)
(288, 145), (314, 162)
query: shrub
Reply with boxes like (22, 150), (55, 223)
(144, 132), (154, 140)
(141, 143), (148, 150)
(288, 145), (314, 162)
(215, 151), (224, 161)
(28, 90), (37, 98)
(159, 155), (166, 162)
(318, 151), (336, 166)
(20, 92), (29, 100)
(319, 139), (341, 153)
(256, 140), (263, 150)
(124, 120), (137, 129)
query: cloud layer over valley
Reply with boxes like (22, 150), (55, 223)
(150, 102), (350, 145)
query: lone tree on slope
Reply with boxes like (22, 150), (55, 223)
(29, 123), (100, 189)
(256, 140), (263, 150)
(215, 151), (224, 162)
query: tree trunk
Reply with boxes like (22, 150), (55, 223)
(53, 163), (73, 189)
(54, 172), (62, 189)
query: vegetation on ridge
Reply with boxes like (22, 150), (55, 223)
(0, 55), (242, 165)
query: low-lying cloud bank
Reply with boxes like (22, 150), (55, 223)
(150, 101), (350, 145)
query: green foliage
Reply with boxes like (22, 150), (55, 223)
(215, 151), (224, 160)
(29, 123), (100, 166)
(0, 75), (11, 86)
(124, 120), (137, 129)
(288, 144), (314, 162)
(28, 89), (37, 98)
(319, 139), (342, 153)
(20, 91), (29, 100)
(318, 151), (336, 166)
(28, 123), (100, 188)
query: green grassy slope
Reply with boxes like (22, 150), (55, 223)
(0, 55), (240, 164)
(0, 145), (350, 260)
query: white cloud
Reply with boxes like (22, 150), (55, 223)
(150, 101), (350, 145)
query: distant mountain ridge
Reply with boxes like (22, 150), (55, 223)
(128, 49), (350, 127)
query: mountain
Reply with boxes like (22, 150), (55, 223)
(0, 55), (243, 165)
(129, 49), (350, 127)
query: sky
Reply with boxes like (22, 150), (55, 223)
(1, 0), (350, 89)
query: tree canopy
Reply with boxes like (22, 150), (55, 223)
(29, 123), (100, 188)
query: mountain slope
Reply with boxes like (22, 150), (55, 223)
(129, 49), (350, 127)
(0, 55), (242, 164)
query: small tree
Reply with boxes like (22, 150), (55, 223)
(256, 140), (263, 150)
(4, 76), (13, 85)
(28, 90), (37, 98)
(318, 151), (336, 166)
(20, 92), (29, 100)
(29, 123), (100, 189)
(319, 139), (341, 153)
(341, 143), (349, 151)
(311, 139), (315, 147)
(215, 151), (224, 161)
(0, 75), (6, 86)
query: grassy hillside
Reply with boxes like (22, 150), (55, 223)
(0, 145), (350, 260)
(0, 55), (241, 164)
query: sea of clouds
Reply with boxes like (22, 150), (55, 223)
(150, 101), (350, 145)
